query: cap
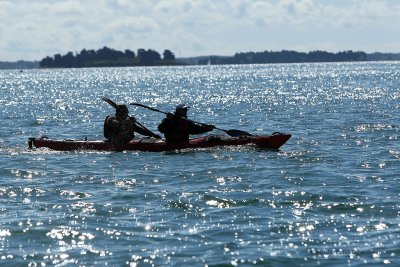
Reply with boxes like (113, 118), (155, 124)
(175, 104), (190, 111)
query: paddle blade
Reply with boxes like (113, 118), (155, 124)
(101, 96), (118, 109)
(224, 129), (252, 137)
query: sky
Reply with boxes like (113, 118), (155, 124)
(1, 0), (400, 62)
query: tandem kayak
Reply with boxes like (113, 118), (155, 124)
(28, 132), (291, 152)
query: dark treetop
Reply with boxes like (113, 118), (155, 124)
(39, 47), (182, 68)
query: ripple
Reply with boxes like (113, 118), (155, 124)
(1, 63), (400, 266)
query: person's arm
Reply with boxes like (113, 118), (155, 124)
(135, 125), (161, 138)
(157, 120), (166, 133)
(130, 117), (161, 138)
(158, 117), (172, 134)
(188, 121), (215, 135)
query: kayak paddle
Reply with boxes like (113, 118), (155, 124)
(101, 96), (119, 109)
(130, 102), (252, 137)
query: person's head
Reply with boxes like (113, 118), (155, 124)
(175, 104), (189, 117)
(116, 104), (129, 119)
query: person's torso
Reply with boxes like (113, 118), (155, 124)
(164, 117), (190, 142)
(104, 115), (135, 142)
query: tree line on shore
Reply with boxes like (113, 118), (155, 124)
(23, 47), (400, 69)
(39, 47), (180, 68)
(198, 50), (368, 65)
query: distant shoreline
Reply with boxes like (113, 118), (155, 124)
(1, 51), (400, 70)
(0, 60), (40, 70)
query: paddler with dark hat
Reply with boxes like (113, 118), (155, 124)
(158, 104), (215, 143)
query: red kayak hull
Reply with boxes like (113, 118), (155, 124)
(28, 133), (291, 152)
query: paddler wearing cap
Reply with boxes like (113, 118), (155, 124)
(158, 104), (215, 143)
(104, 103), (161, 144)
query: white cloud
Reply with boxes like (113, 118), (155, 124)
(0, 0), (399, 61)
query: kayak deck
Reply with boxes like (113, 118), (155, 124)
(28, 133), (291, 152)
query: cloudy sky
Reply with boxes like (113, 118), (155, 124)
(1, 0), (399, 61)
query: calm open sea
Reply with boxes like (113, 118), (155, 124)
(0, 62), (399, 266)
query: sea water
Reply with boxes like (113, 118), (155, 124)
(0, 62), (399, 266)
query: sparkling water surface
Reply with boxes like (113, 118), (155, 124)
(0, 62), (399, 266)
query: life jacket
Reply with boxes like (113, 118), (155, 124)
(158, 117), (190, 142)
(104, 115), (135, 142)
